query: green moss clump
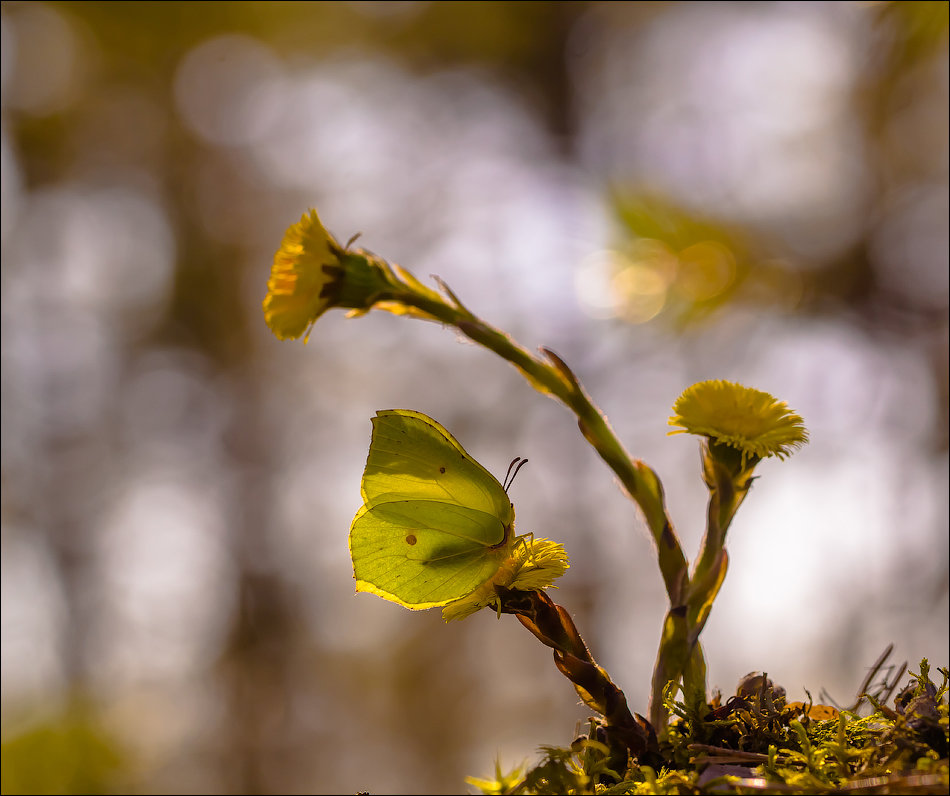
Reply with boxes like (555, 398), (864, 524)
(469, 660), (949, 795)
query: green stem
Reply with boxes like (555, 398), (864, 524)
(395, 288), (690, 609)
(672, 444), (755, 718)
(688, 444), (754, 623)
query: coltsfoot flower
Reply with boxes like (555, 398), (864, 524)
(668, 380), (808, 462)
(442, 537), (570, 622)
(263, 210), (347, 342)
(263, 209), (399, 342)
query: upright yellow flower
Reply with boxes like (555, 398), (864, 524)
(263, 210), (346, 342)
(668, 380), (808, 462)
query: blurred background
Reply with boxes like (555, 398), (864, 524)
(1, 1), (947, 793)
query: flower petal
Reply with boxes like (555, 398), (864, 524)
(263, 210), (342, 341)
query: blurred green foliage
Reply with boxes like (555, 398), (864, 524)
(1, 702), (125, 796)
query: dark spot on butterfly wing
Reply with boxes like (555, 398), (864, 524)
(405, 534), (417, 545)
(439, 466), (446, 474)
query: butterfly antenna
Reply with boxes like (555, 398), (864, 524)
(503, 457), (529, 492)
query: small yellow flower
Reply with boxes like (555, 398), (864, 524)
(442, 537), (570, 621)
(668, 380), (808, 461)
(263, 210), (344, 342)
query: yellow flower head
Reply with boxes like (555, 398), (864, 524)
(668, 380), (808, 461)
(442, 537), (570, 622)
(263, 210), (345, 342)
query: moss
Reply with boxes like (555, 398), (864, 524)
(470, 660), (949, 795)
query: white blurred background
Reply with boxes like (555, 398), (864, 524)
(2, 2), (947, 793)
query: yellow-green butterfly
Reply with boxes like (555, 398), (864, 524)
(349, 409), (526, 610)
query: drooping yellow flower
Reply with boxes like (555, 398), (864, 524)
(442, 537), (570, 622)
(668, 380), (808, 461)
(263, 210), (345, 342)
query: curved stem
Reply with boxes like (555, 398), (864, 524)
(393, 288), (690, 610)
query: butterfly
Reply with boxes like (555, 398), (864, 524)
(349, 410), (527, 610)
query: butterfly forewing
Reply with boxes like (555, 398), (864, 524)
(361, 410), (514, 529)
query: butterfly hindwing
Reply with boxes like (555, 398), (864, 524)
(350, 500), (510, 608)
